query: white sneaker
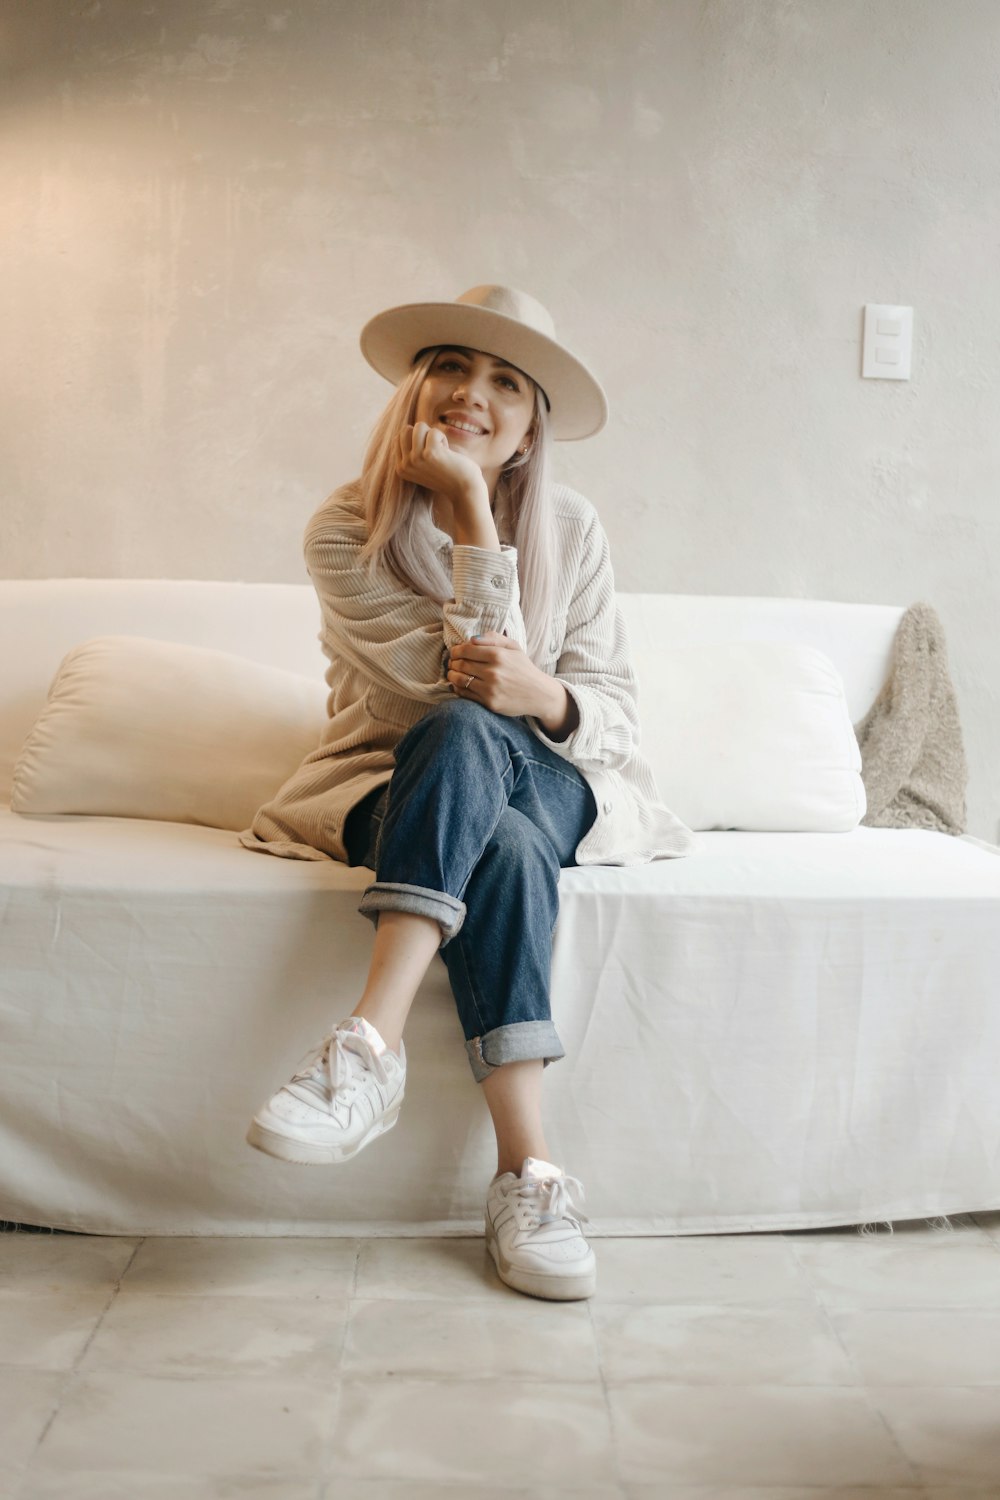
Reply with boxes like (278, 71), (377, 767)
(246, 1016), (406, 1165)
(485, 1156), (596, 1301)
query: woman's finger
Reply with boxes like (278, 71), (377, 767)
(450, 644), (500, 670)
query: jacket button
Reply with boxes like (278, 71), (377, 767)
(603, 799), (614, 814)
(490, 575), (505, 589)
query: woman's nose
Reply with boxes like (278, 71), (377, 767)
(452, 372), (488, 407)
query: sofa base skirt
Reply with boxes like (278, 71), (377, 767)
(2, 812), (1000, 1237)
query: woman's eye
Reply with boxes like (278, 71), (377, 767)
(498, 375), (519, 392)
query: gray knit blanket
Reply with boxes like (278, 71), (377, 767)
(853, 602), (967, 836)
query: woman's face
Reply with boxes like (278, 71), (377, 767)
(413, 346), (536, 494)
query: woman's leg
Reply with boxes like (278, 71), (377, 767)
(366, 698), (594, 1064)
(480, 1059), (549, 1176)
(349, 909), (439, 1054)
(341, 703), (592, 1172)
(373, 703), (594, 1177)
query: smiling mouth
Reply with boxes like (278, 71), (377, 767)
(440, 417), (488, 436)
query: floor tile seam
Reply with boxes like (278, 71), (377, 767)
(590, 1297), (861, 1314)
(349, 1239), (364, 1297)
(778, 1235), (1000, 1309)
(56, 1362), (353, 1385)
(18, 1462), (332, 1490)
(853, 1381), (943, 1491)
(87, 1288), (356, 1308)
(329, 1367), (617, 1390)
(811, 1295), (1000, 1313)
(20, 1236), (147, 1474)
(603, 1377), (1000, 1394)
(587, 1295), (627, 1491)
(326, 1370), (613, 1391)
(315, 1251), (360, 1493)
(346, 1290), (595, 1311)
(29, 1366), (349, 1393)
(806, 1272), (876, 1390)
(337, 1366), (622, 1385)
(600, 1372), (998, 1388)
(112, 1288), (357, 1301)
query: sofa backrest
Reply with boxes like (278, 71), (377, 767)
(623, 594), (904, 726)
(0, 579), (904, 802)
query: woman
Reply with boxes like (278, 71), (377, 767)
(241, 285), (694, 1302)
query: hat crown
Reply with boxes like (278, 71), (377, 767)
(455, 285), (556, 340)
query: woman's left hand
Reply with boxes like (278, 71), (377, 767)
(447, 632), (577, 736)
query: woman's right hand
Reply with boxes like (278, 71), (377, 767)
(396, 422), (490, 513)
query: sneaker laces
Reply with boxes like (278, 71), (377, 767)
(513, 1172), (590, 1230)
(290, 1028), (389, 1105)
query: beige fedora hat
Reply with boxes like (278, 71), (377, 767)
(359, 284), (608, 441)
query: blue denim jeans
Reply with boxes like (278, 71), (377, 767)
(343, 699), (596, 1084)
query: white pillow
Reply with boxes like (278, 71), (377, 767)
(11, 635), (329, 832)
(634, 642), (867, 832)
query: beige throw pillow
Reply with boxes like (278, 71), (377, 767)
(11, 635), (329, 831)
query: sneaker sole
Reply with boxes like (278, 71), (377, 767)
(485, 1221), (596, 1301)
(245, 1097), (403, 1165)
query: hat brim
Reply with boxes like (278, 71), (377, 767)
(360, 301), (608, 441)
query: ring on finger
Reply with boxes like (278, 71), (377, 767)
(465, 673), (475, 690)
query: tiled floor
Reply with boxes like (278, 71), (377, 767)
(2, 1211), (1000, 1498)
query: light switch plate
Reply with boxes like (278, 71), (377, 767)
(863, 303), (913, 379)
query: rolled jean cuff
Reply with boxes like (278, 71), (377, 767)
(465, 1020), (566, 1084)
(358, 882), (466, 945)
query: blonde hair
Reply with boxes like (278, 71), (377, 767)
(358, 348), (555, 665)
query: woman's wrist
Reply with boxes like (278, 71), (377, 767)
(451, 474), (491, 512)
(536, 677), (579, 740)
(444, 476), (499, 551)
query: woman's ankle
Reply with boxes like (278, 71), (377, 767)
(345, 1011), (403, 1057)
(496, 1148), (552, 1178)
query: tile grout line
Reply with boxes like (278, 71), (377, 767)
(18, 1234), (147, 1484)
(783, 1222), (984, 1492)
(791, 1247), (929, 1490)
(314, 1236), (365, 1499)
(586, 1289), (628, 1497)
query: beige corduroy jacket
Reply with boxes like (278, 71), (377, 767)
(240, 480), (695, 866)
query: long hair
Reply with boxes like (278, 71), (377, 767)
(358, 348), (555, 664)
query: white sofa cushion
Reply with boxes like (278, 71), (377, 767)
(635, 642), (866, 831)
(11, 635), (328, 832)
(10, 632), (865, 836)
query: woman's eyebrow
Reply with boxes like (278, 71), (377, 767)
(439, 346), (526, 377)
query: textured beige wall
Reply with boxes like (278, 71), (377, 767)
(2, 0), (999, 839)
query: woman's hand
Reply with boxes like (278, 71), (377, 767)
(448, 632), (580, 738)
(397, 422), (489, 511)
(397, 422), (499, 550)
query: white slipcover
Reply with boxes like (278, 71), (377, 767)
(2, 580), (998, 1235)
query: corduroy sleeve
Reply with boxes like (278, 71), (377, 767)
(446, 544), (528, 652)
(305, 525), (527, 705)
(527, 512), (640, 773)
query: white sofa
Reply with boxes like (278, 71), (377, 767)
(2, 579), (999, 1237)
